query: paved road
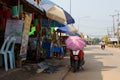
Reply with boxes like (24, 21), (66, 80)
(64, 45), (120, 80)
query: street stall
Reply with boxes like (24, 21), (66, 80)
(0, 0), (76, 72)
(0, 0), (46, 70)
(26, 0), (75, 60)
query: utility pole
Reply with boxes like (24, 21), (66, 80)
(117, 12), (120, 45)
(114, 10), (120, 45)
(18, 0), (20, 19)
(107, 27), (110, 38)
(110, 15), (115, 37)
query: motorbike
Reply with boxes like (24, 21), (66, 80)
(70, 50), (85, 72)
(101, 44), (105, 50)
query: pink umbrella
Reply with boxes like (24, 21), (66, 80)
(65, 36), (86, 50)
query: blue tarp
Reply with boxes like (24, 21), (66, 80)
(57, 25), (79, 36)
(62, 9), (75, 24)
(57, 26), (70, 34)
(41, 19), (65, 27)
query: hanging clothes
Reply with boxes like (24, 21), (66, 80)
(32, 12), (34, 20)
(6, 9), (12, 19)
(36, 24), (40, 33)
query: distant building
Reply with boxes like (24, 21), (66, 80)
(108, 38), (118, 42)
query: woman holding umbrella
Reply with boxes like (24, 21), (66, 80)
(65, 36), (86, 72)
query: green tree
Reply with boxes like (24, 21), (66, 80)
(92, 38), (101, 45)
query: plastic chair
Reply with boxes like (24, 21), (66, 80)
(0, 36), (16, 71)
(0, 36), (10, 71)
(7, 37), (16, 69)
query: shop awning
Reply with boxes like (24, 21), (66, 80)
(39, 0), (75, 24)
(0, 0), (44, 15)
(25, 0), (75, 25)
(57, 24), (77, 34)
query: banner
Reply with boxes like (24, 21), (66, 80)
(20, 14), (32, 60)
(5, 19), (23, 43)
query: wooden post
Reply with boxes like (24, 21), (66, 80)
(18, 0), (20, 19)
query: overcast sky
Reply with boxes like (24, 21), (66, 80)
(50, 0), (120, 38)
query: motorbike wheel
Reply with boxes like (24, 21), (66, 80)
(73, 61), (79, 72)
(101, 47), (105, 50)
(70, 56), (73, 67)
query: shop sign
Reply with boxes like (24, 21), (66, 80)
(20, 14), (32, 60)
(5, 19), (23, 43)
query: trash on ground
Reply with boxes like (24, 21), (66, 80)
(37, 62), (49, 69)
(44, 66), (58, 73)
(36, 69), (44, 73)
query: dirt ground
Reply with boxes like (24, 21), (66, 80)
(0, 55), (70, 80)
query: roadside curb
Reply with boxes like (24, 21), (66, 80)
(59, 66), (70, 80)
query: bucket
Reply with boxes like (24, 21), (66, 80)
(33, 19), (38, 26)
(12, 6), (18, 17)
